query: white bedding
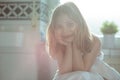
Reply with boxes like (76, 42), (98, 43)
(53, 52), (120, 80)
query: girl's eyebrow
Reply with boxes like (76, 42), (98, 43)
(63, 19), (74, 23)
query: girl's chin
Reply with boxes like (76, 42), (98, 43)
(58, 39), (73, 46)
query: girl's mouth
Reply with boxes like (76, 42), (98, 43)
(62, 34), (73, 39)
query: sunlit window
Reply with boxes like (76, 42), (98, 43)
(60, 0), (120, 37)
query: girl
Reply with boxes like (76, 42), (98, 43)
(46, 2), (120, 80)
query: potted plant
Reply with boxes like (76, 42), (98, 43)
(100, 21), (119, 48)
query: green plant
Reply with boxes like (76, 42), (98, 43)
(100, 21), (119, 34)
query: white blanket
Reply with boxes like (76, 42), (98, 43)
(53, 52), (120, 80)
(53, 71), (104, 80)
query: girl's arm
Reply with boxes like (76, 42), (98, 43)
(57, 44), (72, 74)
(72, 42), (84, 71)
(82, 36), (101, 71)
(72, 36), (101, 71)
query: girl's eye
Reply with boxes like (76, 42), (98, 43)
(55, 25), (62, 30)
(67, 22), (74, 28)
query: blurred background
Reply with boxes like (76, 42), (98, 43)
(0, 0), (120, 80)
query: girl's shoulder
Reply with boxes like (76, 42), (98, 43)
(92, 34), (101, 45)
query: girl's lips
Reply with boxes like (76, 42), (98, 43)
(62, 34), (73, 38)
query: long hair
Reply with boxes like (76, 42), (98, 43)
(46, 2), (93, 59)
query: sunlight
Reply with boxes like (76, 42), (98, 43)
(60, 0), (120, 36)
(60, 0), (120, 18)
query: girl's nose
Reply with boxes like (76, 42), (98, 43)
(63, 27), (68, 33)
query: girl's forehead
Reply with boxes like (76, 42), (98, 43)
(55, 14), (74, 23)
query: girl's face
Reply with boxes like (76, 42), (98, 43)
(54, 14), (77, 45)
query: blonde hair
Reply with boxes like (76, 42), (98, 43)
(46, 2), (93, 59)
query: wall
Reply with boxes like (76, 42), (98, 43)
(0, 0), (60, 80)
(0, 0), (40, 80)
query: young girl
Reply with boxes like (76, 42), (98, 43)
(46, 2), (120, 80)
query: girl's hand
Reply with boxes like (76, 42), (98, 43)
(72, 42), (83, 55)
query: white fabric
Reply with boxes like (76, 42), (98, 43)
(53, 52), (120, 80)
